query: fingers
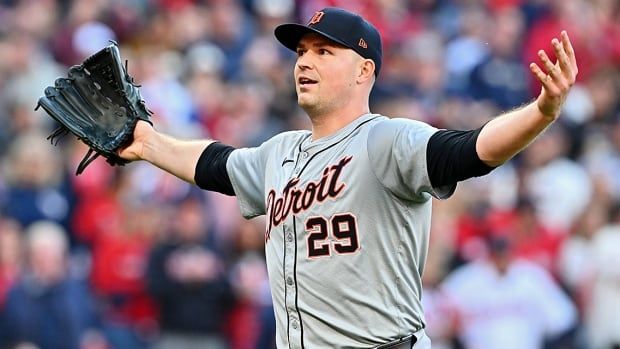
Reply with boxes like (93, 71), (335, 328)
(552, 38), (571, 79)
(538, 48), (560, 80)
(561, 31), (577, 70)
(529, 31), (578, 94)
(529, 62), (552, 89)
(530, 31), (580, 119)
(554, 31), (578, 81)
(530, 49), (560, 94)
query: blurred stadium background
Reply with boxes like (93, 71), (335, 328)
(0, 0), (619, 348)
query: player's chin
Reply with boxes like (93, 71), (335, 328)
(297, 93), (315, 108)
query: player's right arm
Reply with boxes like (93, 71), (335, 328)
(118, 120), (216, 184)
(120, 120), (277, 211)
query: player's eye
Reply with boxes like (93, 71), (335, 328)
(318, 48), (330, 55)
(296, 49), (306, 57)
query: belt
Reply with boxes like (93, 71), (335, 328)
(375, 334), (417, 349)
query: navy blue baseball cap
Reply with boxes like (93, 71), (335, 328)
(274, 8), (383, 76)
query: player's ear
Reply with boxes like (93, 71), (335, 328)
(356, 59), (375, 84)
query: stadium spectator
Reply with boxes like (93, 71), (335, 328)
(440, 233), (578, 349)
(559, 203), (620, 349)
(0, 221), (106, 349)
(146, 192), (235, 349)
(1, 131), (75, 235)
(73, 169), (158, 349)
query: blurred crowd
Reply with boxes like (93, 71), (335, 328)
(0, 0), (618, 348)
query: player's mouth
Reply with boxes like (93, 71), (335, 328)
(298, 76), (318, 87)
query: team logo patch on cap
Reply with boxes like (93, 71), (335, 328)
(308, 11), (325, 25)
(358, 38), (368, 49)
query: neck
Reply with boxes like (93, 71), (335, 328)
(307, 104), (370, 140)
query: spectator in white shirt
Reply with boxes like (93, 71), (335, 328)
(559, 203), (620, 349)
(440, 233), (578, 349)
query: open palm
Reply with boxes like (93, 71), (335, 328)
(529, 31), (579, 120)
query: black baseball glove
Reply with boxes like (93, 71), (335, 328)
(35, 41), (152, 175)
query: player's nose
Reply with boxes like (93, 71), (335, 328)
(296, 53), (314, 71)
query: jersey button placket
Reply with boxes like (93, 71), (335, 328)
(286, 146), (309, 348)
(283, 225), (300, 347)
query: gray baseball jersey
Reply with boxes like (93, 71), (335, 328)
(227, 113), (455, 348)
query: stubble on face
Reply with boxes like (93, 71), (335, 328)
(297, 83), (320, 114)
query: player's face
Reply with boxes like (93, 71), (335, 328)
(294, 34), (360, 115)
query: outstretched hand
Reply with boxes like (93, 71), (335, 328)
(118, 120), (154, 162)
(530, 31), (578, 120)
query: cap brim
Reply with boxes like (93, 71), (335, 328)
(274, 23), (351, 53)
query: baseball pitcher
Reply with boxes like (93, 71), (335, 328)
(115, 7), (577, 349)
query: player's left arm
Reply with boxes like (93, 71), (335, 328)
(476, 31), (578, 167)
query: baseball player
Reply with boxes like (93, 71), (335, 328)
(119, 7), (578, 349)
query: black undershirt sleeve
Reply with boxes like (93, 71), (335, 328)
(426, 127), (496, 189)
(194, 142), (236, 196)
